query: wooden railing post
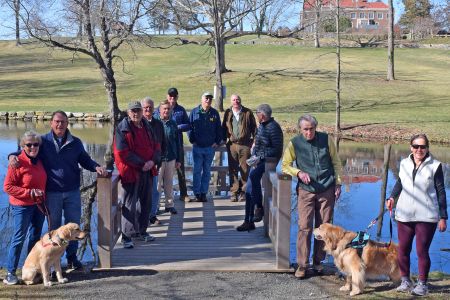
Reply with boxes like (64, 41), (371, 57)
(275, 174), (292, 269)
(97, 173), (114, 268)
(263, 158), (278, 237)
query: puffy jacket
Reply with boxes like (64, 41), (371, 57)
(253, 117), (283, 161)
(222, 106), (257, 147)
(114, 117), (161, 183)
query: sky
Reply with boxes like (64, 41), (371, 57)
(0, 0), (447, 40)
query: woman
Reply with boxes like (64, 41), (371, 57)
(3, 131), (47, 285)
(386, 133), (447, 296)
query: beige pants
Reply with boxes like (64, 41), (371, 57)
(297, 185), (336, 269)
(158, 160), (176, 208)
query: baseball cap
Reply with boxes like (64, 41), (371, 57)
(167, 87), (178, 96)
(202, 91), (214, 98)
(127, 101), (142, 110)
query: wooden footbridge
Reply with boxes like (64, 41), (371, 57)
(96, 147), (293, 272)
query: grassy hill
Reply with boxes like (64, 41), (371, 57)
(0, 38), (449, 142)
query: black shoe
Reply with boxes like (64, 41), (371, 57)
(201, 193), (207, 202)
(192, 193), (207, 202)
(231, 193), (239, 202)
(67, 258), (83, 271)
(254, 207), (264, 222)
(236, 221), (256, 232)
(149, 216), (161, 225)
(165, 207), (177, 214)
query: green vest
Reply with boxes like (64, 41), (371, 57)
(292, 131), (335, 193)
(232, 114), (240, 139)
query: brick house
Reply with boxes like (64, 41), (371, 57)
(301, 0), (390, 33)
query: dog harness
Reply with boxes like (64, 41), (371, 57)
(345, 231), (370, 257)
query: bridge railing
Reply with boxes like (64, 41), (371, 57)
(96, 147), (292, 270)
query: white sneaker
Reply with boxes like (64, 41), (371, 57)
(396, 278), (413, 293)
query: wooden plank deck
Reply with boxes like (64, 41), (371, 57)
(108, 195), (286, 272)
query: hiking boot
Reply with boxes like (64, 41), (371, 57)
(3, 273), (18, 285)
(396, 278), (413, 293)
(149, 216), (161, 225)
(236, 221), (256, 232)
(294, 267), (306, 279)
(67, 258), (83, 271)
(165, 207), (177, 215)
(411, 281), (428, 296)
(122, 235), (134, 249)
(253, 207), (264, 222)
(139, 232), (156, 242)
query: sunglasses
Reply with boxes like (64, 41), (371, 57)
(411, 144), (427, 149)
(25, 143), (40, 148)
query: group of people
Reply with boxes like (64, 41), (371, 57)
(2, 89), (447, 297)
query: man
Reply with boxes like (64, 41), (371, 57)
(141, 97), (166, 225)
(188, 91), (222, 202)
(154, 87), (191, 202)
(114, 101), (161, 248)
(281, 114), (342, 279)
(155, 100), (182, 214)
(8, 111), (107, 269)
(222, 94), (257, 202)
(236, 104), (283, 232)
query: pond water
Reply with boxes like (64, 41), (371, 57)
(0, 121), (449, 274)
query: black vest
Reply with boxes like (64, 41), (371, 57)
(292, 132), (335, 193)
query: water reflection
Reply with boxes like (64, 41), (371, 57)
(0, 121), (448, 273)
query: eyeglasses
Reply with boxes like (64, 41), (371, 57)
(412, 144), (427, 149)
(205, 97), (213, 100)
(142, 106), (152, 111)
(25, 143), (40, 148)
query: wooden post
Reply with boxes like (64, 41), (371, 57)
(276, 173), (292, 270)
(263, 158), (278, 237)
(377, 144), (391, 238)
(97, 173), (115, 268)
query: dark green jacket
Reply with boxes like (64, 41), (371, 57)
(157, 116), (181, 162)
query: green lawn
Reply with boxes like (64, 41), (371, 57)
(0, 39), (449, 141)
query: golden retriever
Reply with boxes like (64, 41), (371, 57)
(313, 223), (400, 296)
(21, 223), (87, 287)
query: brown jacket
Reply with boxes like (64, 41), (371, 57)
(222, 106), (257, 147)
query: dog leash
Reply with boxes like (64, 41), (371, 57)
(365, 207), (393, 242)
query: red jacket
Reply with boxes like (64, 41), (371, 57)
(114, 117), (161, 184)
(3, 151), (47, 206)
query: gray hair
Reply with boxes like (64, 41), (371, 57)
(298, 114), (318, 128)
(20, 130), (41, 148)
(141, 96), (154, 107)
(231, 94), (241, 101)
(255, 104), (272, 118)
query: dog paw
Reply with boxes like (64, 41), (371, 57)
(340, 285), (351, 291)
(58, 278), (69, 284)
(349, 290), (361, 296)
(44, 281), (53, 287)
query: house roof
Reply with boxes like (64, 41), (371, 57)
(304, 0), (389, 10)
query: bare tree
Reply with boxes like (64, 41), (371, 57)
(2, 0), (22, 45)
(335, 0), (341, 133)
(302, 0), (326, 48)
(168, 0), (264, 111)
(387, 0), (395, 80)
(248, 0), (292, 36)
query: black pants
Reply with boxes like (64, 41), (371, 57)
(177, 148), (188, 197)
(120, 171), (152, 237)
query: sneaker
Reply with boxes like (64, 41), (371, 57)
(253, 207), (264, 222)
(149, 216), (161, 225)
(122, 235), (134, 249)
(231, 193), (239, 202)
(396, 278), (413, 293)
(238, 192), (246, 202)
(411, 281), (428, 296)
(236, 221), (256, 232)
(139, 232), (156, 242)
(3, 273), (18, 285)
(294, 267), (306, 279)
(192, 193), (207, 202)
(67, 258), (83, 271)
(180, 195), (192, 202)
(165, 207), (177, 214)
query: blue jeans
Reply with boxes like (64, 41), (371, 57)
(7, 204), (45, 274)
(150, 174), (160, 217)
(244, 161), (265, 222)
(46, 189), (81, 262)
(192, 146), (215, 195)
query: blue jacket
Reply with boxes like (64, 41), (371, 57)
(156, 116), (181, 162)
(39, 130), (99, 192)
(188, 105), (222, 147)
(154, 103), (190, 143)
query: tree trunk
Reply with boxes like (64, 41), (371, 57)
(387, 0), (395, 80)
(314, 10), (320, 48)
(214, 34), (224, 112)
(377, 144), (391, 239)
(335, 1), (341, 133)
(14, 0), (21, 46)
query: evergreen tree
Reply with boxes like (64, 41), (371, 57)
(399, 0), (433, 27)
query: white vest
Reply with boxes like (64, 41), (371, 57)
(395, 154), (441, 223)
